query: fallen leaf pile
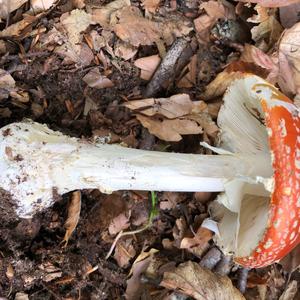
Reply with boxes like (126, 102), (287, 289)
(124, 94), (219, 141)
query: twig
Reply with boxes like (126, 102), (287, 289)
(144, 38), (197, 97)
(199, 247), (222, 270)
(236, 267), (249, 294)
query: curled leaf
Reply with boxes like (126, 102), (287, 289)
(63, 191), (81, 246)
(160, 261), (245, 300)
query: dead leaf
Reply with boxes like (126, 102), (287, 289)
(113, 238), (136, 268)
(0, 14), (40, 38)
(84, 96), (98, 116)
(250, 13), (283, 50)
(0, 107), (12, 118)
(236, 0), (300, 7)
(134, 55), (161, 80)
(15, 292), (29, 300)
(177, 55), (197, 88)
(0, 69), (16, 100)
(92, 0), (131, 28)
(200, 69), (242, 100)
(278, 21), (300, 95)
(280, 243), (300, 272)
(180, 226), (213, 250)
(279, 280), (298, 300)
(194, 0), (235, 43)
(241, 44), (279, 82)
(201, 0), (236, 20)
(114, 40), (138, 60)
(29, 0), (58, 14)
(125, 94), (194, 119)
(137, 115), (202, 142)
(89, 30), (106, 51)
(0, 0), (27, 19)
(108, 212), (130, 235)
(6, 264), (14, 280)
(82, 68), (114, 89)
(279, 3), (300, 28)
(60, 9), (93, 45)
(72, 0), (86, 9)
(126, 248), (159, 299)
(63, 191), (81, 246)
(114, 6), (161, 47)
(188, 109), (219, 138)
(159, 192), (185, 210)
(113, 6), (192, 47)
(160, 261), (245, 300)
(142, 0), (161, 14)
(247, 5), (270, 23)
(200, 59), (273, 100)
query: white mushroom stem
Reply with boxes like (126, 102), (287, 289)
(0, 121), (272, 218)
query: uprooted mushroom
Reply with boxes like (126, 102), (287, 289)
(0, 74), (299, 268)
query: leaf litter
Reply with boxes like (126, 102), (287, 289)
(1, 0), (300, 299)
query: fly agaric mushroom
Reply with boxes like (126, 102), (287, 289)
(0, 74), (299, 268)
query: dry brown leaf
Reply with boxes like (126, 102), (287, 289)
(63, 191), (81, 246)
(0, 107), (12, 118)
(0, 69), (16, 100)
(200, 58), (274, 100)
(200, 69), (243, 100)
(160, 261), (245, 300)
(180, 226), (213, 250)
(108, 212), (130, 235)
(0, 14), (40, 37)
(6, 264), (14, 280)
(236, 0), (300, 7)
(280, 243), (300, 272)
(60, 9), (93, 45)
(39, 9), (94, 65)
(56, 42), (94, 66)
(82, 68), (114, 89)
(114, 40), (138, 60)
(125, 94), (194, 119)
(159, 192), (185, 210)
(0, 0), (27, 19)
(29, 0), (57, 14)
(241, 44), (278, 81)
(113, 238), (136, 268)
(113, 6), (192, 47)
(126, 248), (159, 299)
(114, 6), (161, 47)
(201, 0), (236, 20)
(278, 22), (300, 95)
(248, 6), (283, 50)
(72, 0), (86, 9)
(0, 0), (26, 17)
(194, 0), (235, 43)
(137, 115), (202, 142)
(188, 111), (219, 138)
(142, 0), (161, 14)
(15, 292), (29, 300)
(247, 5), (269, 23)
(89, 30), (106, 51)
(177, 55), (197, 88)
(279, 280), (298, 300)
(134, 55), (161, 80)
(279, 3), (300, 28)
(92, 0), (131, 28)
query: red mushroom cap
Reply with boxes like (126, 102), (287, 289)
(235, 82), (300, 268)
